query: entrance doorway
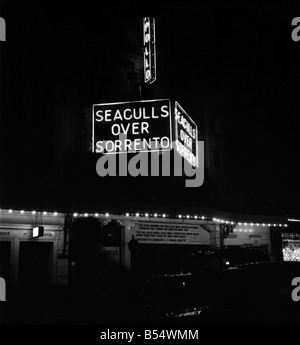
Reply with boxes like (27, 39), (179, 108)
(0, 241), (11, 283)
(16, 241), (54, 323)
(18, 241), (53, 289)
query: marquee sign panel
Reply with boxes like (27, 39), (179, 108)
(92, 99), (172, 154)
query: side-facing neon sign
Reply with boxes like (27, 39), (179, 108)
(143, 17), (156, 84)
(174, 102), (199, 168)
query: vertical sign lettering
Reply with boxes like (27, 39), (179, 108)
(143, 17), (156, 84)
(174, 101), (199, 167)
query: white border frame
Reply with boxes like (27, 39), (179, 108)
(92, 98), (172, 154)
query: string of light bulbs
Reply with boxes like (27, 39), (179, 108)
(0, 208), (289, 227)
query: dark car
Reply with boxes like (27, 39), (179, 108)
(163, 261), (300, 324)
(137, 271), (216, 323)
(182, 246), (269, 273)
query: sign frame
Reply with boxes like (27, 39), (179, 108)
(174, 101), (199, 168)
(92, 99), (172, 154)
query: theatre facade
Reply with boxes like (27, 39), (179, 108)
(0, 208), (289, 288)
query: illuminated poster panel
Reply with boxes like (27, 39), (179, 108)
(133, 221), (210, 245)
(174, 101), (198, 167)
(92, 99), (172, 154)
(282, 232), (300, 261)
(143, 17), (156, 84)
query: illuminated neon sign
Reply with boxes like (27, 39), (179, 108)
(92, 99), (172, 154)
(143, 17), (156, 84)
(174, 101), (198, 167)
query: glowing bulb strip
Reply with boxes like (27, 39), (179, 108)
(0, 209), (289, 227)
(1, 209), (61, 216)
(212, 217), (288, 228)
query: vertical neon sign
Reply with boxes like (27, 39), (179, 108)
(143, 17), (156, 84)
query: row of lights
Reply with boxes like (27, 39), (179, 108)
(73, 212), (167, 218)
(5, 209), (59, 216)
(2, 209), (207, 220)
(213, 218), (288, 228)
(73, 213), (209, 219)
(1, 209), (288, 227)
(178, 215), (207, 220)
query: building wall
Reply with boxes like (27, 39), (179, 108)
(107, 215), (274, 273)
(0, 209), (283, 288)
(224, 224), (271, 255)
(0, 210), (66, 287)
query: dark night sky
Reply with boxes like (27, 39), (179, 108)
(1, 1), (300, 216)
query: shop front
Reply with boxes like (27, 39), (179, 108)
(0, 208), (288, 290)
(0, 210), (67, 288)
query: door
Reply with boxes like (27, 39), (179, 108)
(0, 241), (11, 284)
(18, 241), (53, 289)
(17, 241), (53, 323)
